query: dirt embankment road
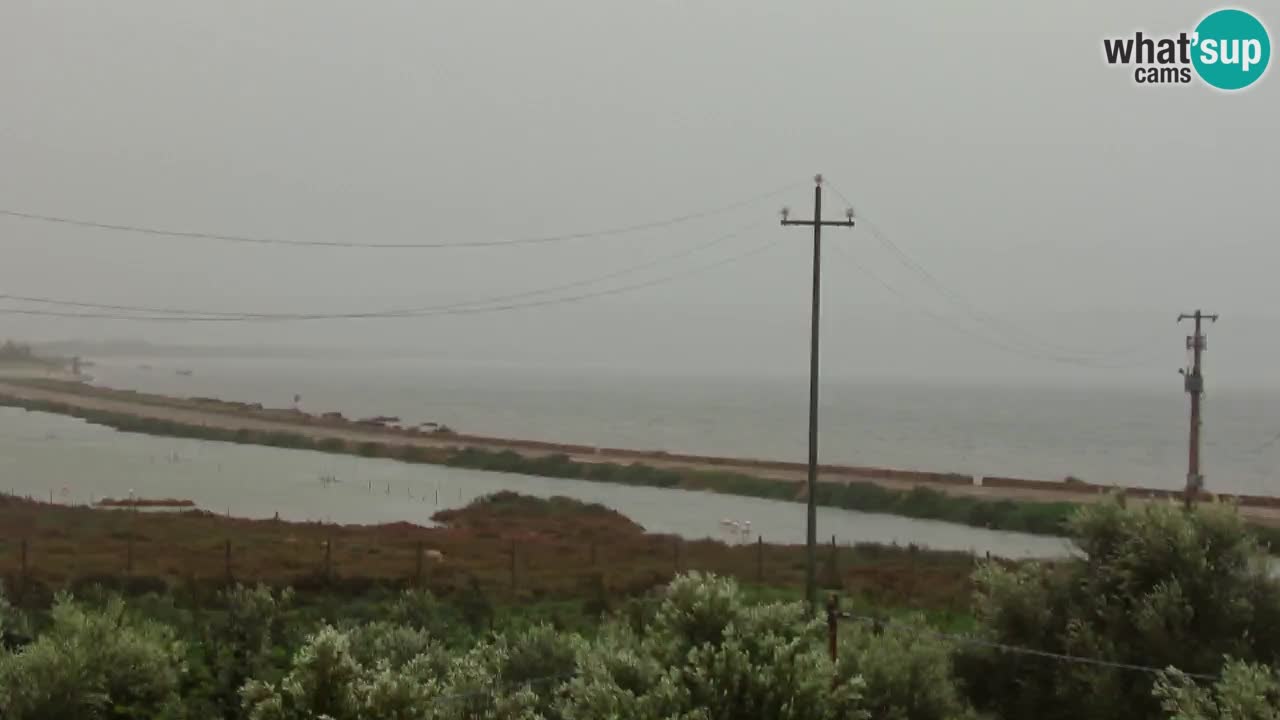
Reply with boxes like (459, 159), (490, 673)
(3, 378), (1278, 525)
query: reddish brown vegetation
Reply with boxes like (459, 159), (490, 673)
(0, 492), (977, 612)
(431, 491), (645, 542)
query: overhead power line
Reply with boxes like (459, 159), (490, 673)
(824, 181), (1166, 365)
(861, 216), (1155, 362)
(0, 182), (799, 250)
(0, 221), (763, 320)
(0, 231), (780, 322)
(428, 671), (577, 709)
(827, 240), (1153, 370)
(1248, 430), (1280, 455)
(840, 613), (1216, 682)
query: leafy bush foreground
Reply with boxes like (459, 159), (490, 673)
(2, 500), (1280, 719)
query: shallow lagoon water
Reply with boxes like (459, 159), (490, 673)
(0, 407), (1069, 558)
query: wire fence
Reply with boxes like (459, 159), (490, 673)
(829, 607), (1218, 682)
(0, 495), (1225, 693)
(0, 492), (987, 614)
(0, 527), (973, 600)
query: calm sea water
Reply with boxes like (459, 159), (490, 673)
(0, 407), (1067, 558)
(83, 356), (1280, 496)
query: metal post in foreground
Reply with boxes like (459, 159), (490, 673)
(827, 594), (839, 661)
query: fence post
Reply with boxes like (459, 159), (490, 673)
(509, 539), (517, 593)
(756, 535), (764, 583)
(126, 504), (137, 575)
(414, 540), (423, 588)
(828, 535), (838, 587)
(909, 543), (918, 595)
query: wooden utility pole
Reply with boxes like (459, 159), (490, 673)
(781, 174), (855, 612)
(826, 594), (839, 661)
(1178, 310), (1218, 509)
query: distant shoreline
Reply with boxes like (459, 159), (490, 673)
(2, 376), (1279, 537)
(0, 364), (85, 383)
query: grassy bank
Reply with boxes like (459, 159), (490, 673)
(443, 447), (1079, 534)
(1, 394), (1086, 538)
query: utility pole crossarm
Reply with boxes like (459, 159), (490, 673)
(781, 218), (856, 228)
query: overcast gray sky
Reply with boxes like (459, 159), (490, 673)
(1, 0), (1276, 385)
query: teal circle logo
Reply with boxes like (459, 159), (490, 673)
(1192, 9), (1270, 90)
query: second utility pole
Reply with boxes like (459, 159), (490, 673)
(781, 174), (854, 612)
(1178, 309), (1218, 509)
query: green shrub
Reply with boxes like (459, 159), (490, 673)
(562, 572), (868, 720)
(240, 624), (440, 720)
(961, 500), (1280, 720)
(835, 614), (973, 720)
(0, 594), (186, 719)
(1156, 659), (1280, 720)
